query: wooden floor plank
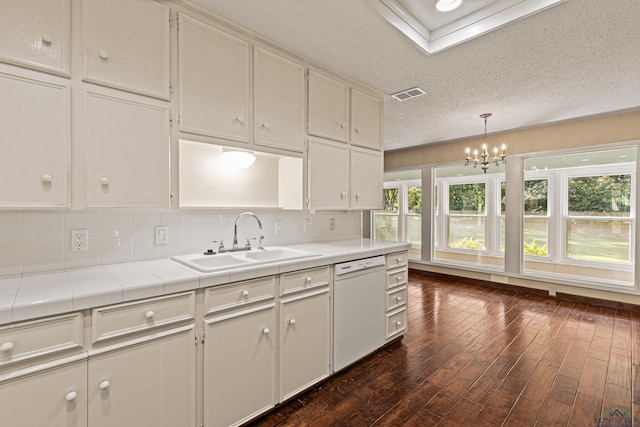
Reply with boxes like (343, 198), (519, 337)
(248, 271), (640, 427)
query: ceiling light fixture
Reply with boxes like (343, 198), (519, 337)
(435, 0), (462, 12)
(464, 113), (506, 173)
(221, 149), (256, 170)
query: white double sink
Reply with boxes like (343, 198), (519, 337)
(172, 246), (321, 273)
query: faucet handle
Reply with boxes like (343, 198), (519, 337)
(212, 240), (225, 253)
(245, 237), (256, 249)
(258, 235), (264, 250)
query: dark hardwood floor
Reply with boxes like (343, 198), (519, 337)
(248, 270), (640, 427)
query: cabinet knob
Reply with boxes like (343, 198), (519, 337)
(145, 310), (155, 320)
(99, 380), (110, 390)
(236, 116), (245, 123)
(65, 391), (78, 402)
(396, 321), (402, 327)
(100, 177), (110, 185)
(262, 122), (270, 129)
(305, 276), (312, 283)
(396, 296), (402, 302)
(42, 34), (52, 45)
(397, 276), (402, 282)
(41, 174), (52, 183)
(396, 257), (403, 264)
(340, 123), (346, 129)
(356, 193), (361, 200)
(99, 50), (109, 60)
(241, 290), (249, 297)
(340, 192), (347, 199)
(289, 319), (296, 325)
(0, 342), (14, 352)
(262, 327), (270, 335)
(354, 128), (361, 134)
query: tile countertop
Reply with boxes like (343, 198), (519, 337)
(0, 239), (411, 326)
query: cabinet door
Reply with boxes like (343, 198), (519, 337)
(308, 70), (349, 143)
(88, 328), (196, 427)
(0, 0), (70, 75)
(0, 72), (69, 208)
(0, 360), (87, 427)
(307, 138), (349, 210)
(351, 88), (383, 150)
(179, 14), (250, 142)
(254, 47), (305, 152)
(351, 147), (383, 209)
(203, 304), (276, 427)
(84, 89), (170, 208)
(83, 0), (171, 99)
(280, 289), (331, 401)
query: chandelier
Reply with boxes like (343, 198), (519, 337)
(464, 113), (506, 173)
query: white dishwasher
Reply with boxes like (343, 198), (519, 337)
(333, 255), (386, 372)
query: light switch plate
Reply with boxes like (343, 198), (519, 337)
(155, 226), (168, 245)
(275, 220), (284, 236)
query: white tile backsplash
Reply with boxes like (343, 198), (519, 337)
(0, 209), (361, 275)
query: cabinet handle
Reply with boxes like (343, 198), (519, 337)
(99, 50), (109, 60)
(0, 342), (14, 352)
(289, 319), (296, 325)
(262, 122), (270, 129)
(65, 391), (78, 402)
(41, 174), (52, 184)
(100, 177), (110, 185)
(305, 276), (312, 283)
(145, 310), (155, 320)
(241, 290), (249, 297)
(236, 116), (245, 123)
(42, 34), (52, 45)
(262, 328), (270, 335)
(99, 380), (110, 390)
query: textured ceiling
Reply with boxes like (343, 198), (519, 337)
(190, 0), (640, 151)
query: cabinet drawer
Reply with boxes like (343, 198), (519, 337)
(0, 313), (83, 368)
(92, 292), (195, 344)
(280, 266), (330, 296)
(205, 276), (276, 315)
(386, 286), (407, 311)
(385, 308), (407, 340)
(386, 251), (408, 270)
(386, 269), (408, 289)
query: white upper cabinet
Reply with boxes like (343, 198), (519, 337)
(0, 0), (70, 75)
(82, 0), (171, 99)
(307, 70), (350, 143)
(351, 147), (383, 209)
(84, 89), (170, 208)
(307, 138), (349, 211)
(178, 14), (250, 143)
(254, 47), (305, 152)
(351, 88), (383, 150)
(0, 71), (69, 208)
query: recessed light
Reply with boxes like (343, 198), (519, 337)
(435, 0), (462, 12)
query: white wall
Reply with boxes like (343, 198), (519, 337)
(0, 209), (361, 276)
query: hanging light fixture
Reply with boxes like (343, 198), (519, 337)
(464, 113), (506, 173)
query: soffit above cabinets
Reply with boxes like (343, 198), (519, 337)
(362, 0), (567, 54)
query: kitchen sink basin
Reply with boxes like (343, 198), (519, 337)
(172, 246), (321, 272)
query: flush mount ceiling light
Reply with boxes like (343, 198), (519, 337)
(221, 149), (256, 170)
(435, 0), (462, 12)
(464, 113), (506, 173)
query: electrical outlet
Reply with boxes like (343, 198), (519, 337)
(155, 226), (168, 245)
(329, 217), (336, 231)
(303, 218), (312, 232)
(71, 229), (88, 251)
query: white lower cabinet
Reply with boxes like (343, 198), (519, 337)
(279, 287), (331, 401)
(87, 329), (195, 427)
(203, 303), (276, 427)
(0, 360), (87, 427)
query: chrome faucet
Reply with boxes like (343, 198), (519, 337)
(232, 212), (263, 250)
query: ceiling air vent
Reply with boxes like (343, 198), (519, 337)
(391, 87), (425, 101)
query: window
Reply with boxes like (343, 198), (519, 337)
(373, 171), (422, 257)
(448, 182), (486, 250)
(523, 178), (549, 257)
